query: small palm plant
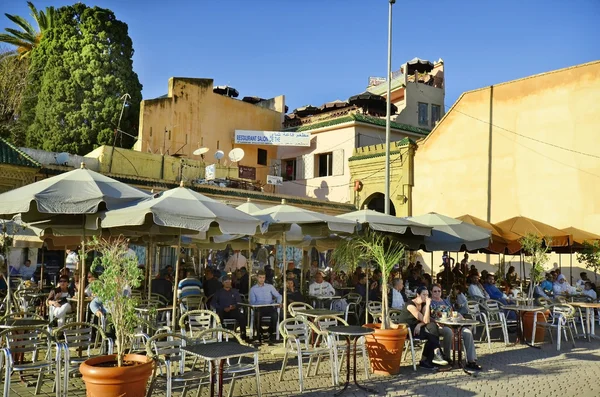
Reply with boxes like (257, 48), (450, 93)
(520, 233), (550, 299)
(339, 230), (405, 329)
(87, 236), (143, 367)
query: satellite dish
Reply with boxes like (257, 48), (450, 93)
(214, 150), (225, 160)
(55, 152), (70, 166)
(228, 148), (245, 163)
(193, 147), (209, 156)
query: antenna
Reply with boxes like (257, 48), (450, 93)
(228, 148), (245, 163)
(193, 147), (209, 159)
(214, 150), (225, 164)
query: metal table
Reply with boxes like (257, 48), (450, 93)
(238, 303), (280, 340)
(309, 295), (342, 309)
(327, 325), (376, 396)
(0, 319), (48, 329)
(436, 318), (479, 376)
(182, 341), (258, 397)
(502, 305), (546, 348)
(295, 309), (344, 319)
(135, 305), (173, 329)
(570, 302), (600, 341)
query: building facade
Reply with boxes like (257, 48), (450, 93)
(133, 77), (286, 184)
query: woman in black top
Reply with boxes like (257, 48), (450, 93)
(396, 286), (446, 369)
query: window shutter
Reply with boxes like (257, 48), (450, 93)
(270, 159), (281, 177)
(295, 156), (304, 180)
(303, 154), (314, 179)
(333, 149), (344, 176)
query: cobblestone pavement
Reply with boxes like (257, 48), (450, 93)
(8, 331), (600, 397)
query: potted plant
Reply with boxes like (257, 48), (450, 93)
(520, 233), (551, 342)
(79, 236), (153, 397)
(340, 231), (408, 375)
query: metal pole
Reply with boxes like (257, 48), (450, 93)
(282, 233), (288, 321)
(384, 0), (395, 215)
(172, 233), (182, 329)
(77, 222), (86, 323)
(248, 238), (252, 296)
(39, 244), (45, 289)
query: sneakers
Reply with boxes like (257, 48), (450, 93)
(466, 362), (482, 370)
(419, 360), (435, 370)
(432, 351), (449, 366)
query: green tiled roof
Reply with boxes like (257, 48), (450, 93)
(285, 113), (430, 136)
(348, 137), (417, 162)
(0, 137), (40, 168)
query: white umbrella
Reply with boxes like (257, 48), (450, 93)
(407, 212), (491, 251)
(251, 199), (356, 320)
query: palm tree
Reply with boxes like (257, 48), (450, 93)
(0, 2), (55, 60)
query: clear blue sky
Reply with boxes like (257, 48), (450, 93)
(2, 0), (599, 112)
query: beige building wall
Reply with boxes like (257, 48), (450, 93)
(412, 60), (600, 278)
(134, 77), (285, 184)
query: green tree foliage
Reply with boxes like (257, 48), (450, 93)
(0, 47), (28, 143)
(576, 240), (600, 281)
(0, 1), (55, 60)
(87, 236), (143, 367)
(20, 3), (142, 155)
(520, 233), (551, 298)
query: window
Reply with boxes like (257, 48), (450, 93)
(257, 148), (267, 166)
(282, 158), (296, 181)
(431, 104), (441, 126)
(316, 152), (333, 177)
(418, 102), (428, 126)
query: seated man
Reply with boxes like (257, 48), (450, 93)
(212, 275), (248, 341)
(468, 274), (490, 300)
(177, 269), (203, 299)
(237, 267), (250, 296)
(19, 259), (36, 280)
(354, 273), (367, 300)
(309, 271), (335, 296)
(286, 270), (300, 291)
(249, 270), (282, 344)
(483, 274), (511, 305)
(390, 278), (406, 310)
(540, 273), (554, 296)
(202, 268), (222, 307)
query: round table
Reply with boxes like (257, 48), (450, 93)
(502, 305), (546, 347)
(436, 318), (479, 376)
(326, 325), (376, 396)
(569, 302), (600, 341)
(0, 318), (48, 329)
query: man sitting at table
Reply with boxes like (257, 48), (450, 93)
(483, 274), (512, 305)
(212, 275), (249, 342)
(468, 274), (490, 301)
(249, 270), (282, 344)
(309, 271), (336, 297)
(203, 268), (222, 306)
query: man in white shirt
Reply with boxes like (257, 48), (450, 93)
(576, 272), (589, 289)
(225, 250), (247, 273)
(468, 274), (490, 300)
(309, 272), (336, 296)
(391, 278), (406, 309)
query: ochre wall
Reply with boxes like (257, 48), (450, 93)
(135, 78), (284, 184)
(412, 61), (600, 278)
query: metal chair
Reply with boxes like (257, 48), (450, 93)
(390, 310), (422, 371)
(53, 322), (112, 397)
(0, 326), (61, 396)
(145, 332), (209, 397)
(196, 328), (261, 397)
(343, 293), (362, 324)
(532, 304), (577, 350)
(179, 310), (221, 341)
(179, 295), (206, 314)
(278, 317), (335, 393)
(465, 300), (507, 350)
(288, 302), (313, 318)
(367, 301), (382, 323)
(314, 314), (369, 384)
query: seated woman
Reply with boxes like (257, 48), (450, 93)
(430, 284), (482, 370)
(46, 275), (75, 326)
(395, 286), (447, 369)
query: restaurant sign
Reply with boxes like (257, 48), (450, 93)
(234, 130), (310, 147)
(238, 165), (256, 180)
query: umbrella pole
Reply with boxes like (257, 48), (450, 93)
(248, 238), (252, 296)
(559, 253), (562, 272)
(282, 233), (287, 321)
(570, 248), (573, 285)
(77, 226), (86, 323)
(145, 241), (150, 298)
(40, 244), (45, 289)
(172, 233), (182, 330)
(365, 262), (369, 325)
(147, 238), (154, 300)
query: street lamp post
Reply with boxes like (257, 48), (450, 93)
(384, 0), (395, 215)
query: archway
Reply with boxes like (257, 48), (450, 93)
(363, 192), (396, 216)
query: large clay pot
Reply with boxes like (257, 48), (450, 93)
(522, 310), (549, 343)
(80, 354), (154, 397)
(364, 323), (408, 375)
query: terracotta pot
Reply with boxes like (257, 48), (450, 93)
(79, 354), (154, 397)
(364, 323), (408, 375)
(522, 310), (550, 343)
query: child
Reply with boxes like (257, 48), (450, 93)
(453, 284), (469, 315)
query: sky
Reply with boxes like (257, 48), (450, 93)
(1, 0), (599, 112)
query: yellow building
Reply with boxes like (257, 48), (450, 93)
(133, 77), (285, 184)
(411, 60), (600, 277)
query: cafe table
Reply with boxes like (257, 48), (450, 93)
(238, 302), (281, 340)
(182, 341), (259, 397)
(436, 318), (479, 376)
(502, 305), (546, 348)
(569, 301), (600, 341)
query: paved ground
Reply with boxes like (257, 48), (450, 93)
(8, 329), (600, 397)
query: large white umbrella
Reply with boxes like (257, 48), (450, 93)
(98, 183), (263, 323)
(0, 164), (149, 320)
(251, 199), (356, 320)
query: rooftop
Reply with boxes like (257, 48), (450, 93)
(0, 137), (40, 168)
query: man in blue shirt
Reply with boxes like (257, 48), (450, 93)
(540, 273), (554, 296)
(212, 275), (248, 342)
(483, 274), (510, 305)
(249, 270), (281, 344)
